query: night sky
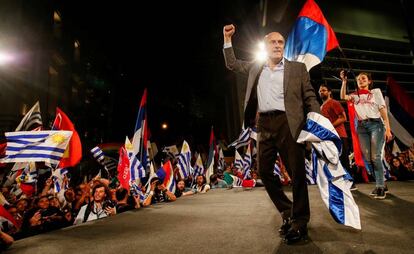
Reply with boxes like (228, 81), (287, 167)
(61, 0), (265, 146)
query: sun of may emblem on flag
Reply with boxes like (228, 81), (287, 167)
(126, 143), (133, 150)
(51, 133), (67, 144)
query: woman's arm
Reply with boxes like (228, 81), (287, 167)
(379, 107), (392, 142)
(340, 70), (350, 101)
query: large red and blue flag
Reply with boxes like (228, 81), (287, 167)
(156, 160), (176, 193)
(132, 89), (149, 172)
(284, 0), (339, 71)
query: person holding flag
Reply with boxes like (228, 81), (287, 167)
(222, 22), (320, 244)
(340, 70), (392, 199)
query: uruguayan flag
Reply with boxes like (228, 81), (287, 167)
(193, 154), (204, 177)
(177, 140), (191, 179)
(231, 175), (243, 187)
(131, 182), (146, 203)
(297, 112), (361, 230)
(305, 156), (317, 185)
(17, 162), (38, 184)
(91, 146), (105, 164)
(130, 154), (145, 181)
(2, 131), (72, 165)
(228, 128), (251, 149)
(273, 162), (282, 177)
(52, 168), (69, 193)
(126, 136), (145, 181)
(234, 150), (244, 172)
(217, 148), (225, 173)
(242, 145), (252, 179)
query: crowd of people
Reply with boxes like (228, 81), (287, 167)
(0, 154), (262, 250)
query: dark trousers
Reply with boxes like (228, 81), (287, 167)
(257, 111), (309, 229)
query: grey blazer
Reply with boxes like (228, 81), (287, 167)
(223, 46), (320, 140)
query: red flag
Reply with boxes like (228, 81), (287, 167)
(387, 76), (414, 118)
(53, 108), (82, 168)
(0, 142), (6, 167)
(207, 127), (217, 168)
(347, 102), (369, 183)
(0, 205), (18, 229)
(117, 146), (130, 189)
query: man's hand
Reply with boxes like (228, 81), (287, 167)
(150, 180), (158, 191)
(104, 206), (116, 216)
(158, 184), (166, 192)
(223, 24), (235, 43)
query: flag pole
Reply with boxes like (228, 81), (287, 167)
(337, 46), (359, 96)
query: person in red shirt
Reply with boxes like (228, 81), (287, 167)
(319, 84), (357, 190)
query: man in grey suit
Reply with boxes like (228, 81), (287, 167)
(223, 24), (320, 244)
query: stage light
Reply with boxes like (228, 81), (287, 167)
(161, 122), (168, 130)
(255, 41), (267, 62)
(0, 51), (14, 65)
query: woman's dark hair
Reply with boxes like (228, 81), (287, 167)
(116, 188), (128, 201)
(209, 174), (218, 184)
(92, 183), (111, 200)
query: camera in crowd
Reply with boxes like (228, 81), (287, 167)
(102, 200), (116, 210)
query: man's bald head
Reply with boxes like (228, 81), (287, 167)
(264, 32), (285, 63)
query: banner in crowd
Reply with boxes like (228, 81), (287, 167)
(52, 108), (82, 168)
(1, 131), (73, 165)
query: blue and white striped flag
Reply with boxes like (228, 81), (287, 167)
(162, 145), (179, 159)
(168, 174), (176, 194)
(91, 146), (105, 164)
(52, 168), (69, 193)
(305, 156), (317, 185)
(131, 182), (146, 203)
(297, 112), (361, 230)
(228, 128), (251, 149)
(273, 162), (282, 177)
(231, 175), (243, 187)
(193, 154), (204, 177)
(273, 159), (286, 183)
(242, 145), (252, 179)
(2, 131), (73, 165)
(125, 136), (145, 181)
(217, 148), (225, 173)
(234, 150), (244, 172)
(177, 140), (191, 179)
(130, 154), (145, 181)
(90, 146), (118, 174)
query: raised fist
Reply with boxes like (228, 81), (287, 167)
(223, 24), (235, 38)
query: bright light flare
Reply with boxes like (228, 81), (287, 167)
(255, 41), (267, 62)
(0, 52), (14, 65)
(161, 123), (168, 130)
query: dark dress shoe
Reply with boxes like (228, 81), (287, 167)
(278, 219), (291, 236)
(283, 227), (308, 245)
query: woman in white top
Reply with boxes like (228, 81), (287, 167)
(340, 71), (392, 199)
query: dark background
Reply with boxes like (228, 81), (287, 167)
(60, 0), (279, 147)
